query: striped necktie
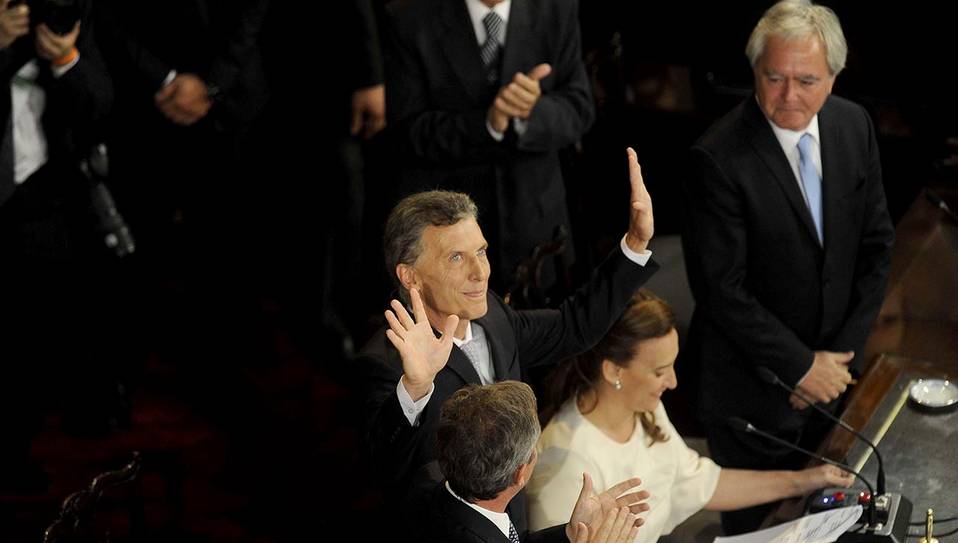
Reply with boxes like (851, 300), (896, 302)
(479, 11), (504, 85)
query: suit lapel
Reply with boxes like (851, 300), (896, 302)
(476, 297), (518, 381)
(818, 97), (846, 256)
(437, 0), (486, 103)
(744, 98), (822, 248)
(446, 345), (483, 384)
(500, 0), (537, 86)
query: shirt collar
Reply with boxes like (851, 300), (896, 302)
(767, 111), (821, 152)
(452, 321), (474, 347)
(464, 0), (511, 45)
(445, 481), (512, 538)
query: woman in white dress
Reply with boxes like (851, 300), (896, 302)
(526, 290), (853, 542)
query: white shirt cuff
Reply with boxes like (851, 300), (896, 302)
(51, 53), (80, 78)
(396, 378), (435, 426)
(513, 118), (528, 137)
(162, 69), (178, 88)
(486, 120), (505, 142)
(619, 234), (652, 266)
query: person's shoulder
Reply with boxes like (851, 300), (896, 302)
(385, 0), (436, 28)
(694, 99), (751, 154)
(821, 94), (872, 128)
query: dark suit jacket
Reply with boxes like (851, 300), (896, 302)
(358, 249), (657, 532)
(682, 96), (894, 438)
(421, 483), (567, 543)
(96, 0), (269, 130)
(383, 0), (595, 280)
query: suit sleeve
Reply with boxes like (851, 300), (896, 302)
(357, 336), (433, 485)
(509, 249), (659, 370)
(46, 0), (113, 150)
(383, 8), (500, 164)
(683, 147), (815, 386)
(828, 107), (893, 371)
(516, 0), (594, 153)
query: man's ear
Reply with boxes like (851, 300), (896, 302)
(514, 461), (534, 489)
(397, 263), (418, 290)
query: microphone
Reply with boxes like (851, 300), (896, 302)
(755, 366), (886, 496)
(726, 416), (877, 528)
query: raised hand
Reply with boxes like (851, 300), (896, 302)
(566, 473), (649, 543)
(384, 288), (459, 401)
(0, 0), (29, 49)
(625, 148), (653, 253)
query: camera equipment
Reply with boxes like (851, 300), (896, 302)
(10, 0), (81, 35)
(80, 144), (136, 258)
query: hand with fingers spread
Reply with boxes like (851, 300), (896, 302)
(0, 0), (30, 49)
(384, 287), (460, 401)
(488, 63), (552, 133)
(792, 350), (854, 408)
(624, 147), (654, 253)
(566, 474), (649, 543)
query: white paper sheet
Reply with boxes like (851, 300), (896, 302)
(712, 505), (863, 543)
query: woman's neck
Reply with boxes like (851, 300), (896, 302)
(578, 390), (636, 444)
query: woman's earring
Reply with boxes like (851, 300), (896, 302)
(613, 379), (622, 391)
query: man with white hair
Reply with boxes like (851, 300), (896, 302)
(681, 0), (894, 533)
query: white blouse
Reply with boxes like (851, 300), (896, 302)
(527, 400), (721, 543)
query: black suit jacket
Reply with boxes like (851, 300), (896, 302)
(421, 483), (567, 543)
(96, 0), (269, 129)
(358, 249), (657, 532)
(682, 96), (894, 436)
(383, 0), (594, 280)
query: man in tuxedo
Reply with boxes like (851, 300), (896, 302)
(420, 380), (645, 543)
(681, 0), (894, 533)
(0, 0), (114, 491)
(359, 148), (655, 529)
(383, 0), (594, 288)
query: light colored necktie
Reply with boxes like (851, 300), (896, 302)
(797, 133), (823, 245)
(459, 324), (493, 384)
(479, 12), (504, 84)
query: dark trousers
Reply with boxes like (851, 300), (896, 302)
(0, 164), (123, 470)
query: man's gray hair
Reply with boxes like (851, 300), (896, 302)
(438, 381), (541, 502)
(746, 0), (847, 76)
(383, 190), (479, 294)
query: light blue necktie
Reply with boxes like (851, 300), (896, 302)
(797, 133), (823, 245)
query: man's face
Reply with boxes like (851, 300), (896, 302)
(405, 218), (491, 331)
(754, 34), (835, 131)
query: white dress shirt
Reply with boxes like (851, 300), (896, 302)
(12, 56), (81, 184)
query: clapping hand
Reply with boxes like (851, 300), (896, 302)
(567, 474), (650, 543)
